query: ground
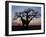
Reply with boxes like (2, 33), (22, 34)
(12, 25), (41, 31)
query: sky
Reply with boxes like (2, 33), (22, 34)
(12, 5), (41, 25)
(12, 6), (41, 18)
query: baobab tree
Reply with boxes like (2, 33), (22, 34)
(14, 8), (40, 28)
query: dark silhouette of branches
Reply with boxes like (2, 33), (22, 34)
(14, 8), (40, 27)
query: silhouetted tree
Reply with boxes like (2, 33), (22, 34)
(14, 8), (40, 27)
